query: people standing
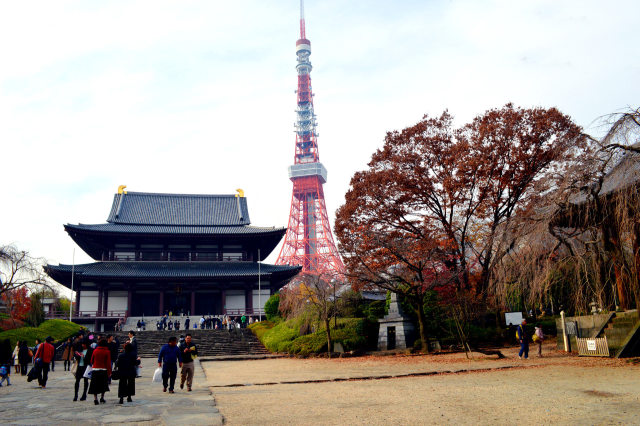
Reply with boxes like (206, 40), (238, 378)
(73, 340), (93, 401)
(200, 316), (205, 330)
(12, 341), (20, 374)
(534, 324), (545, 357)
(88, 339), (111, 405)
(116, 342), (140, 404)
(178, 334), (198, 391)
(127, 331), (138, 358)
(107, 335), (119, 369)
(34, 336), (55, 388)
(18, 341), (32, 375)
(61, 338), (74, 371)
(158, 337), (182, 393)
(516, 319), (529, 359)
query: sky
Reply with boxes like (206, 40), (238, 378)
(1, 0), (639, 294)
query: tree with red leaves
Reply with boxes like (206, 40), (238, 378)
(2, 287), (31, 327)
(336, 104), (584, 341)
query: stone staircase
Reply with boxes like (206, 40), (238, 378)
(602, 310), (640, 357)
(112, 329), (270, 358)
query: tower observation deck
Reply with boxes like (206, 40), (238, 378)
(276, 1), (345, 277)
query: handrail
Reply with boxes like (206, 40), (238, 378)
(45, 310), (127, 319)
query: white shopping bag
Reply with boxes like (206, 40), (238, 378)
(152, 367), (163, 383)
(83, 365), (93, 379)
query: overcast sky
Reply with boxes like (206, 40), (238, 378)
(1, 0), (639, 283)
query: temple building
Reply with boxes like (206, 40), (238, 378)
(45, 189), (301, 330)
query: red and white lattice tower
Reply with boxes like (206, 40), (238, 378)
(276, 1), (345, 276)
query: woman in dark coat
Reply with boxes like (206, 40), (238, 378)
(116, 342), (140, 404)
(73, 340), (93, 401)
(61, 338), (74, 371)
(17, 341), (32, 376)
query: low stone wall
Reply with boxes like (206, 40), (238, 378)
(555, 313), (611, 351)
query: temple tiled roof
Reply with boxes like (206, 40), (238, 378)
(46, 261), (301, 285)
(106, 192), (251, 226)
(66, 223), (284, 236)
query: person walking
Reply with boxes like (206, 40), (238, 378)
(12, 341), (20, 374)
(158, 337), (182, 393)
(34, 336), (55, 388)
(18, 341), (32, 376)
(533, 324), (545, 357)
(516, 319), (529, 359)
(61, 338), (74, 371)
(73, 340), (93, 401)
(88, 339), (111, 405)
(178, 334), (198, 391)
(116, 342), (140, 404)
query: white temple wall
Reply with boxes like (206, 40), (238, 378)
(107, 291), (128, 311)
(252, 289), (271, 312)
(80, 291), (99, 314)
(225, 290), (245, 311)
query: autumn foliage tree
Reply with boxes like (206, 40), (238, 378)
(1, 287), (31, 326)
(336, 104), (584, 337)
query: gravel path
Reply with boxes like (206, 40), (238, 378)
(203, 345), (640, 425)
(0, 358), (221, 425)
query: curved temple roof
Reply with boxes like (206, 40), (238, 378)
(46, 262), (301, 288)
(107, 192), (251, 226)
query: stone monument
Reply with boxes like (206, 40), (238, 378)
(378, 293), (415, 350)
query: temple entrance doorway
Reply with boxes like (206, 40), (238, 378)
(166, 285), (190, 316)
(131, 291), (159, 316)
(195, 291), (221, 316)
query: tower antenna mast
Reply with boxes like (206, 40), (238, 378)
(276, 1), (345, 277)
(300, 0), (306, 39)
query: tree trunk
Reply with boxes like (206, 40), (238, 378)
(324, 317), (332, 359)
(415, 303), (430, 353)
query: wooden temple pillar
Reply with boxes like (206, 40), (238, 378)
(75, 288), (81, 317)
(96, 286), (103, 317)
(221, 290), (226, 315)
(159, 288), (165, 316)
(245, 286), (253, 315)
(102, 289), (109, 316)
(126, 286), (133, 317)
(190, 289), (196, 316)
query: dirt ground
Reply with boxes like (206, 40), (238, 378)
(202, 344), (640, 425)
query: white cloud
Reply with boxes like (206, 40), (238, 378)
(1, 0), (638, 275)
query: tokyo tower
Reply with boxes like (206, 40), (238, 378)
(276, 0), (345, 276)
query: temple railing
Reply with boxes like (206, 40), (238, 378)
(223, 308), (264, 316)
(45, 310), (128, 319)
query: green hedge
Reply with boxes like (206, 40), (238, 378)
(249, 317), (377, 356)
(0, 319), (84, 348)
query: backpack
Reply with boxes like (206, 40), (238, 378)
(0, 365), (7, 376)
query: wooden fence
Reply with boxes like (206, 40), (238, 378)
(576, 337), (610, 357)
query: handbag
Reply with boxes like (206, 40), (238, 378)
(152, 367), (163, 383)
(83, 365), (93, 379)
(27, 365), (38, 382)
(70, 361), (78, 375)
(111, 369), (120, 380)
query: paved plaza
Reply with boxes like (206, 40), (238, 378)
(0, 358), (221, 425)
(203, 345), (640, 425)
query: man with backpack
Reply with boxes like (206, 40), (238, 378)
(516, 319), (529, 359)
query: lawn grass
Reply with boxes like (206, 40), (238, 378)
(0, 319), (84, 347)
(249, 317), (376, 356)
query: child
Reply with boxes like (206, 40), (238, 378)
(0, 364), (11, 387)
(533, 324), (545, 357)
